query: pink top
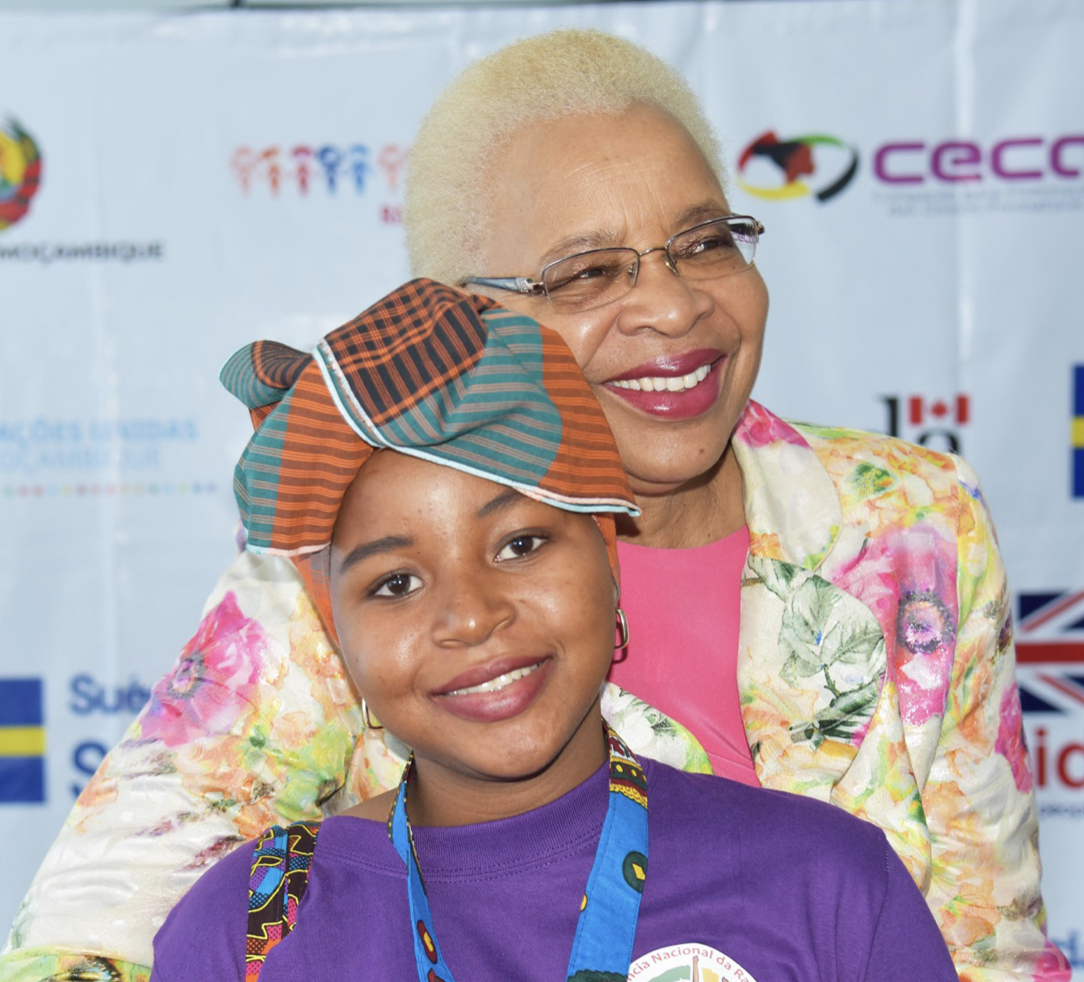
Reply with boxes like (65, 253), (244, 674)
(609, 527), (759, 786)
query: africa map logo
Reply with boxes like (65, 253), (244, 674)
(737, 131), (859, 203)
(0, 116), (43, 231)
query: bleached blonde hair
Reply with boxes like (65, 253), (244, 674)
(404, 29), (724, 285)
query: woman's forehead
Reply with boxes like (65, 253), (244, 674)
(337, 453), (544, 531)
(483, 105), (727, 263)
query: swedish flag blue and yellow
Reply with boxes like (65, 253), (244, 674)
(0, 678), (45, 804)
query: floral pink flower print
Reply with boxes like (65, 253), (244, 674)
(995, 682), (1034, 794)
(736, 400), (809, 449)
(140, 592), (269, 748)
(833, 524), (957, 728)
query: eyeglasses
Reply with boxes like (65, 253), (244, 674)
(462, 215), (764, 313)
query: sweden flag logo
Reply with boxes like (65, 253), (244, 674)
(1073, 366), (1084, 499)
(0, 678), (46, 803)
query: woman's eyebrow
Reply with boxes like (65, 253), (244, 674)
(338, 535), (414, 572)
(536, 202), (728, 266)
(538, 228), (620, 266)
(672, 201), (731, 229)
(476, 488), (523, 519)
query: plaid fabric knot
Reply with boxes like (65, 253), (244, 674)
(221, 278), (638, 643)
(221, 341), (313, 412)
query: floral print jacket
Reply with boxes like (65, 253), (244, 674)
(2, 402), (1068, 982)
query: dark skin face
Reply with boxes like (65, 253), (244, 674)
(478, 104), (769, 548)
(330, 452), (619, 827)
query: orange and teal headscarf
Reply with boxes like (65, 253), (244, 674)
(220, 278), (639, 645)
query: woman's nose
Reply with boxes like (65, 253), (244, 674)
(431, 576), (515, 647)
(615, 251), (714, 338)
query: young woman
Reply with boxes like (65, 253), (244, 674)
(148, 279), (956, 982)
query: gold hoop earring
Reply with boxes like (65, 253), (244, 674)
(614, 607), (630, 650)
(361, 698), (383, 731)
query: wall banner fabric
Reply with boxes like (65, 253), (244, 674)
(0, 0), (1081, 970)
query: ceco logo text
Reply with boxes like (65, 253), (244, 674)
(874, 134), (1084, 184)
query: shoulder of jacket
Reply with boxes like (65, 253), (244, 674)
(785, 417), (964, 486)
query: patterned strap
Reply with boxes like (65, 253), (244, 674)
(387, 723), (648, 982)
(245, 820), (321, 981)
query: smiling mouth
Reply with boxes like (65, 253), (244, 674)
(609, 363), (712, 393)
(442, 661), (545, 697)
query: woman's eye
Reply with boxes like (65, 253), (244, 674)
(572, 264), (616, 281)
(496, 535), (546, 561)
(548, 257), (627, 290)
(680, 233), (734, 257)
(370, 572), (421, 598)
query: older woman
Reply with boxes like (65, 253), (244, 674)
(4, 28), (1067, 982)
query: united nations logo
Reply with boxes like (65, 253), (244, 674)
(0, 115), (43, 231)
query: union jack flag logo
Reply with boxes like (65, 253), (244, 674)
(1015, 592), (1084, 715)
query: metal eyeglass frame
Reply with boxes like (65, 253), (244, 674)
(461, 215), (765, 301)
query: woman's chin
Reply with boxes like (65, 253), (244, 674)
(427, 707), (607, 795)
(624, 448), (730, 498)
(612, 409), (742, 498)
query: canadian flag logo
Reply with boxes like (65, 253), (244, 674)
(880, 393), (972, 454)
(908, 395), (970, 427)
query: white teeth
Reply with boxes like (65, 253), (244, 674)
(445, 663), (540, 697)
(611, 363), (711, 393)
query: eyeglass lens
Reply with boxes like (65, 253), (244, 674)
(540, 217), (759, 311)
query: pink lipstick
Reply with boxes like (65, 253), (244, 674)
(603, 349), (724, 420)
(433, 656), (552, 724)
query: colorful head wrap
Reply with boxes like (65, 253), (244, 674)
(221, 278), (639, 645)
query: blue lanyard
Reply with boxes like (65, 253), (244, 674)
(387, 724), (649, 982)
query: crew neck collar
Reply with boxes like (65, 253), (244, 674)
(322, 757), (624, 879)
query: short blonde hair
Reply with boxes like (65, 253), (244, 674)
(404, 29), (723, 285)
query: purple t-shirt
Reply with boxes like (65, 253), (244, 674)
(151, 759), (956, 982)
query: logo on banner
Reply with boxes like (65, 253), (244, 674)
(873, 135), (1083, 185)
(1016, 591), (1084, 676)
(737, 128), (1084, 215)
(231, 142), (408, 222)
(69, 672), (152, 715)
(0, 415), (217, 498)
(0, 115), (167, 267)
(0, 115), (43, 232)
(628, 942), (758, 981)
(1027, 720), (1084, 793)
(1072, 366), (1084, 498)
(0, 677), (46, 804)
(871, 132), (1083, 216)
(879, 393), (970, 453)
(736, 131), (859, 203)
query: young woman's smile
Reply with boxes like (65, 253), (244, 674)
(329, 451), (618, 825)
(433, 655), (554, 723)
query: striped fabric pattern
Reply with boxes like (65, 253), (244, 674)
(220, 278), (638, 641)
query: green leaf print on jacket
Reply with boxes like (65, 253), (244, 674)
(748, 555), (887, 751)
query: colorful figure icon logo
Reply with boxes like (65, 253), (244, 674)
(0, 116), (43, 231)
(737, 130), (858, 203)
(231, 142), (402, 196)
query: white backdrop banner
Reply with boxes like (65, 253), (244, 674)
(1, 0), (1082, 968)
